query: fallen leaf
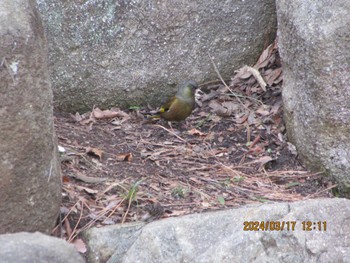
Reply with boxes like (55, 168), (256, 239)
(247, 112), (257, 125)
(234, 65), (253, 79)
(76, 185), (99, 194)
(222, 101), (240, 113)
(250, 156), (274, 169)
(92, 108), (120, 119)
(256, 105), (271, 116)
(70, 112), (83, 122)
(209, 100), (230, 117)
(201, 90), (218, 102)
(266, 68), (282, 86)
(72, 171), (107, 184)
(106, 199), (122, 210)
(187, 128), (206, 136)
(235, 112), (249, 124)
(72, 238), (87, 253)
(254, 42), (275, 69)
(116, 152), (133, 162)
(201, 201), (211, 208)
(248, 145), (265, 155)
(209, 115), (222, 123)
(85, 147), (104, 160)
(287, 142), (298, 156)
(208, 100), (239, 117)
(62, 175), (70, 183)
(270, 100), (282, 115)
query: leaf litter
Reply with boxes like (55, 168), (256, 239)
(53, 39), (335, 242)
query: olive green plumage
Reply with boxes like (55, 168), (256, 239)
(158, 80), (198, 122)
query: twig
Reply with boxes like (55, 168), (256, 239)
(107, 199), (124, 218)
(52, 197), (83, 234)
(226, 93), (264, 105)
(208, 52), (246, 108)
(305, 184), (337, 199)
(122, 197), (133, 224)
(154, 124), (187, 143)
(208, 53), (265, 106)
(68, 199), (84, 242)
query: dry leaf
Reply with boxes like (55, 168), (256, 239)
(217, 84), (229, 93)
(247, 112), (257, 125)
(256, 105), (271, 116)
(85, 147), (104, 160)
(266, 68), (282, 86)
(201, 201), (211, 208)
(106, 199), (122, 210)
(248, 156), (274, 166)
(76, 185), (99, 194)
(168, 210), (188, 217)
(187, 128), (206, 136)
(273, 74), (283, 85)
(116, 152), (133, 162)
(93, 108), (120, 119)
(234, 65), (253, 79)
(270, 100), (282, 115)
(71, 112), (83, 122)
(201, 90), (218, 102)
(72, 238), (87, 253)
(209, 115), (222, 123)
(209, 100), (238, 117)
(222, 101), (240, 113)
(287, 142), (298, 156)
(235, 112), (249, 124)
(62, 175), (70, 183)
(72, 171), (107, 184)
(248, 145), (265, 155)
(254, 42), (275, 69)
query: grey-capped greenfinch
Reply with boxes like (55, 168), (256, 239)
(158, 80), (198, 121)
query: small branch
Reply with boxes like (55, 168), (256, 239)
(154, 124), (187, 143)
(208, 52), (246, 107)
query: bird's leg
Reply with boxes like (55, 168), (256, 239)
(167, 121), (183, 135)
(167, 121), (174, 132)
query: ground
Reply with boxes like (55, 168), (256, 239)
(53, 42), (335, 241)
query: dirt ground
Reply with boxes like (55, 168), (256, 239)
(53, 42), (335, 241)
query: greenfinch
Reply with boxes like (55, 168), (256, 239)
(158, 80), (198, 122)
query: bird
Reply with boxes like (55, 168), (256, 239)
(157, 80), (198, 122)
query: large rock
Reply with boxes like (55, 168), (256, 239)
(0, 0), (61, 233)
(83, 198), (349, 263)
(276, 0), (350, 195)
(37, 0), (276, 112)
(0, 232), (84, 263)
(83, 222), (145, 263)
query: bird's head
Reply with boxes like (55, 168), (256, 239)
(177, 80), (198, 98)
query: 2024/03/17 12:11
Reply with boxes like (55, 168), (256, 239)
(243, 221), (327, 231)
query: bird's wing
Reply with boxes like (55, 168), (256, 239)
(159, 96), (177, 113)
